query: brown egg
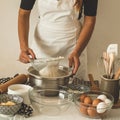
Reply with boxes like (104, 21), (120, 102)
(80, 104), (88, 115)
(87, 106), (99, 117)
(80, 94), (87, 102)
(92, 99), (102, 106)
(84, 96), (92, 104)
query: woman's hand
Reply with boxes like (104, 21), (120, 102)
(19, 48), (36, 63)
(68, 51), (80, 74)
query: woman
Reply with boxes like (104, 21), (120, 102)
(18, 0), (98, 80)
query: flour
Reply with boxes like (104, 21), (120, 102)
(39, 60), (66, 78)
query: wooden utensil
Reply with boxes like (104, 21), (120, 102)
(114, 68), (120, 80)
(0, 74), (28, 93)
(103, 52), (110, 77)
(108, 53), (115, 78)
(88, 74), (100, 91)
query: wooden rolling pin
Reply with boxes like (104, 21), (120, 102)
(0, 74), (28, 93)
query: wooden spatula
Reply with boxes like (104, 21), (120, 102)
(114, 68), (120, 80)
(88, 74), (100, 91)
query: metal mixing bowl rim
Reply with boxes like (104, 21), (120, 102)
(27, 66), (73, 79)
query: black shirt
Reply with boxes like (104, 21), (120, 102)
(20, 0), (98, 17)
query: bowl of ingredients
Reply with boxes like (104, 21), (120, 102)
(74, 91), (114, 119)
(0, 94), (23, 115)
(28, 57), (72, 90)
(29, 57), (72, 79)
(29, 88), (73, 116)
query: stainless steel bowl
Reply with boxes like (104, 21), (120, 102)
(27, 66), (72, 90)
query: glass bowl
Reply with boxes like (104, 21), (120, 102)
(74, 91), (114, 119)
(29, 88), (73, 116)
(0, 94), (23, 116)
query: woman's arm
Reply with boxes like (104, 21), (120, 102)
(69, 16), (96, 74)
(18, 9), (36, 63)
(18, 9), (30, 51)
(75, 16), (96, 56)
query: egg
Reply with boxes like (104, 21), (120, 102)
(97, 94), (107, 101)
(104, 98), (112, 107)
(87, 106), (98, 117)
(80, 104), (88, 115)
(84, 96), (92, 104)
(80, 94), (87, 102)
(97, 102), (107, 113)
(92, 98), (102, 106)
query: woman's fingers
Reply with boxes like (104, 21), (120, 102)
(68, 56), (74, 68)
(72, 57), (80, 74)
(19, 48), (36, 63)
(19, 53), (30, 63)
(68, 54), (80, 74)
(28, 49), (36, 60)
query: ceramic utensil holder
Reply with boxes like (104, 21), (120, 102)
(100, 75), (119, 103)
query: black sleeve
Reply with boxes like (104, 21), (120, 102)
(20, 0), (36, 10)
(83, 0), (98, 16)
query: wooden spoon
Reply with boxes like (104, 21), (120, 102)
(103, 52), (110, 77)
(108, 53), (115, 78)
(114, 68), (120, 80)
(88, 74), (100, 91)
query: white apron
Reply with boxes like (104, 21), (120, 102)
(31, 0), (88, 80)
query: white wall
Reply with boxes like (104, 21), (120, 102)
(0, 0), (120, 80)
(0, 0), (38, 77)
(87, 0), (120, 79)
(0, 0), (23, 77)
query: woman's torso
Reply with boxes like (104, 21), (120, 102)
(32, 0), (82, 58)
(31, 0), (88, 80)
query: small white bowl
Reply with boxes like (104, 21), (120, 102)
(8, 84), (33, 105)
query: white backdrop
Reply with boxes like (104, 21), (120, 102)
(87, 0), (120, 79)
(0, 0), (120, 80)
(0, 0), (38, 77)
